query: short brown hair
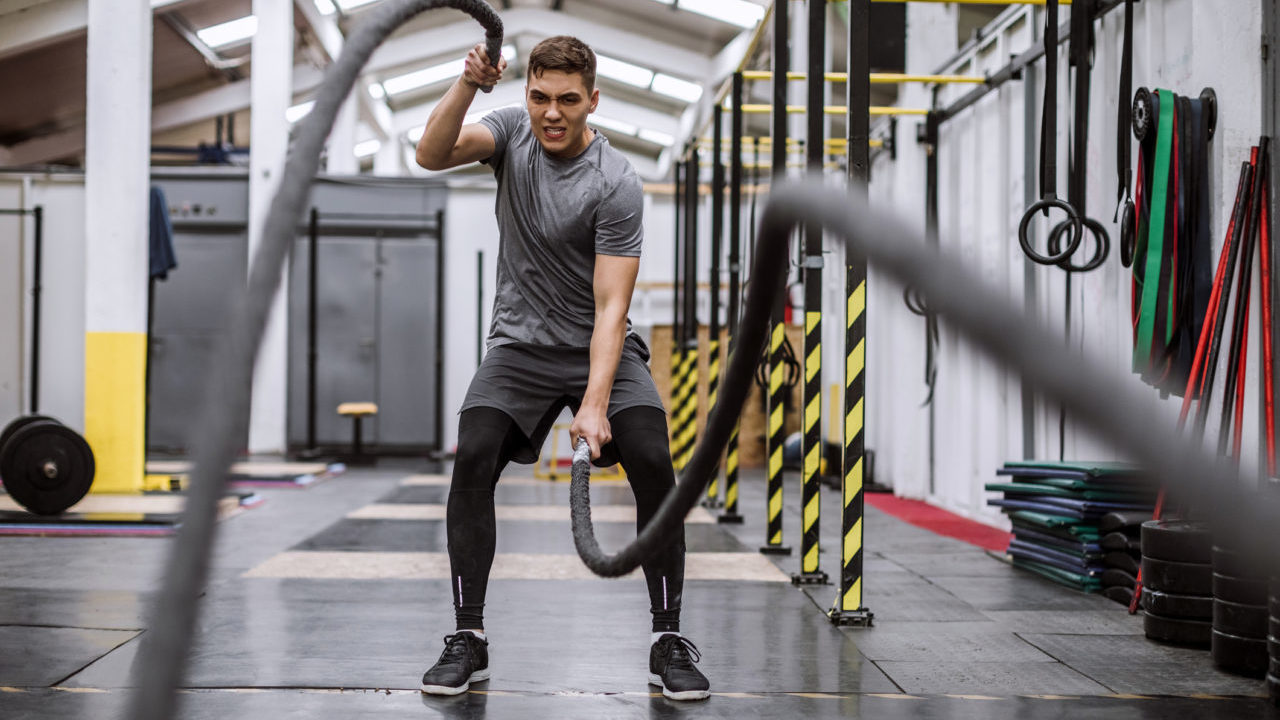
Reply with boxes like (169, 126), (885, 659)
(527, 36), (596, 92)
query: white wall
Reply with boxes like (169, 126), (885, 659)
(0, 173), (88, 430)
(866, 1), (1267, 525)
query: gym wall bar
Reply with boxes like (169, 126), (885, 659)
(741, 71), (986, 85)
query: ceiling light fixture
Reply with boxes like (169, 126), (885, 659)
(651, 73), (703, 103)
(195, 15), (259, 48)
(595, 54), (654, 89)
(286, 101), (315, 124)
(355, 139), (382, 158)
(649, 0), (764, 29)
(590, 115), (639, 136)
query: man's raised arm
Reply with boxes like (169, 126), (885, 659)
(415, 44), (507, 171)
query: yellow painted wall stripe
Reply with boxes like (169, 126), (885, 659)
(84, 332), (146, 494)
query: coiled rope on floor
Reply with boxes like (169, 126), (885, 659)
(126, 3), (501, 719)
(570, 180), (1278, 585)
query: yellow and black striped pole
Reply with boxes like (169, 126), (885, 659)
(718, 71), (746, 525)
(831, 0), (873, 625)
(703, 102), (726, 508)
(760, 0), (791, 557)
(793, 0), (828, 585)
(670, 156), (684, 466)
(679, 152), (701, 471)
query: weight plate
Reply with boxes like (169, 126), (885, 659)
(1101, 531), (1140, 553)
(1099, 511), (1151, 535)
(1213, 598), (1268, 639)
(1212, 545), (1261, 579)
(1200, 87), (1218, 141)
(1142, 587), (1213, 620)
(1142, 556), (1213, 595)
(1102, 568), (1136, 590)
(1143, 611), (1212, 648)
(1132, 87), (1153, 141)
(1211, 630), (1268, 678)
(1102, 586), (1134, 606)
(1272, 590), (1280, 619)
(1269, 634), (1280, 660)
(0, 414), (61, 458)
(1274, 656), (1280, 679)
(0, 421), (95, 516)
(1215, 573), (1269, 606)
(1272, 616), (1280, 641)
(1104, 551), (1140, 576)
(1267, 673), (1280, 706)
(1141, 520), (1212, 563)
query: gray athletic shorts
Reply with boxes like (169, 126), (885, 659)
(459, 334), (667, 465)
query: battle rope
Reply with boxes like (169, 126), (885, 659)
(125, 3), (501, 718)
(568, 179), (1276, 586)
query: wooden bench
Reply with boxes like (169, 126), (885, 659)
(337, 402), (378, 464)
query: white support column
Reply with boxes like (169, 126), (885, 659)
(327, 94), (360, 175)
(83, 0), (152, 493)
(248, 0), (294, 455)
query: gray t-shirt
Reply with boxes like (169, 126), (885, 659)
(479, 106), (644, 348)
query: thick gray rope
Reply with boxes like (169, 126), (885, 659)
(569, 180), (1278, 581)
(125, 3), (500, 718)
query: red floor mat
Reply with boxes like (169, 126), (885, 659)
(865, 493), (1012, 552)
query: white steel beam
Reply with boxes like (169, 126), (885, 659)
(0, 0), (203, 60)
(367, 7), (710, 82)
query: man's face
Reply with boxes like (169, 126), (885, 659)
(525, 69), (599, 158)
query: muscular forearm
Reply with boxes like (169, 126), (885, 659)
(415, 77), (479, 169)
(582, 312), (628, 412)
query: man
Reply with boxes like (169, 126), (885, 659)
(414, 36), (710, 701)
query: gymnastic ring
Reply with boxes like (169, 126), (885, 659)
(1018, 197), (1083, 266)
(1132, 87), (1153, 142)
(1119, 200), (1136, 268)
(1047, 216), (1110, 273)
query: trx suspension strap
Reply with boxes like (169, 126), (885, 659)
(1116, 0), (1136, 266)
(1019, 0), (1082, 264)
(1133, 90), (1175, 374)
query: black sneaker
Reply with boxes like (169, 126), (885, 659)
(421, 632), (490, 695)
(648, 634), (710, 701)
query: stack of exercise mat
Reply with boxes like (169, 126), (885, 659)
(985, 461), (1157, 595)
(1139, 520), (1272, 681)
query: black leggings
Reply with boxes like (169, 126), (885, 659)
(447, 405), (685, 633)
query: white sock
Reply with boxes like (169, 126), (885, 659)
(462, 629), (487, 641)
(651, 631), (680, 645)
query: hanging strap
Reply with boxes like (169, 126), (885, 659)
(1134, 89), (1176, 372)
(1115, 0), (1134, 219)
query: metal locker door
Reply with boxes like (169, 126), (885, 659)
(375, 236), (438, 449)
(310, 237), (379, 447)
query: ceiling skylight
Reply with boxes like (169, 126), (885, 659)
(651, 74), (703, 103)
(382, 45), (517, 96)
(355, 139), (382, 158)
(637, 128), (676, 147)
(196, 15), (258, 48)
(313, 0), (338, 15)
(595, 55), (654, 89)
(650, 0), (765, 29)
(590, 115), (639, 136)
(286, 101), (315, 124)
(336, 0), (383, 11)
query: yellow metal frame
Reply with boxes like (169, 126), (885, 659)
(740, 104), (929, 117)
(533, 423), (627, 482)
(741, 71), (985, 85)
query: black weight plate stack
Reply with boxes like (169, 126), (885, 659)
(1269, 576), (1280, 705)
(1141, 520), (1213, 648)
(1211, 545), (1268, 677)
(0, 420), (95, 516)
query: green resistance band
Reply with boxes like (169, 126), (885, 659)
(1134, 89), (1176, 372)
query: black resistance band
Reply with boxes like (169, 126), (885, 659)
(1116, 0), (1135, 269)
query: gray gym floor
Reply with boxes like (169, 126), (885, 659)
(0, 461), (1274, 719)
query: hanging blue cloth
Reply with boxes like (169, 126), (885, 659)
(149, 185), (178, 279)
